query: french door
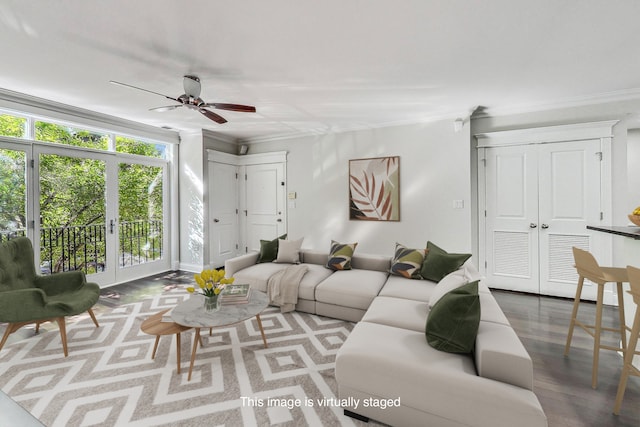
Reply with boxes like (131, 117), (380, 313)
(0, 141), (169, 287)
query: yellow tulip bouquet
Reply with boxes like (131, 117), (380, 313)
(187, 269), (235, 297)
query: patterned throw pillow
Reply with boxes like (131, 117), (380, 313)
(390, 243), (426, 279)
(326, 240), (358, 270)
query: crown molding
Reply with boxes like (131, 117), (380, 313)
(0, 88), (179, 144)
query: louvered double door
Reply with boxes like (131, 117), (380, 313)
(483, 140), (605, 300)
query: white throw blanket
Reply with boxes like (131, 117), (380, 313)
(267, 264), (308, 313)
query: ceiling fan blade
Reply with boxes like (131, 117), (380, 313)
(204, 103), (256, 113)
(109, 80), (179, 102)
(150, 105), (182, 112)
(199, 108), (228, 124)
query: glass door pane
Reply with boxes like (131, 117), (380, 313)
(39, 153), (107, 275)
(0, 148), (27, 241)
(118, 162), (164, 268)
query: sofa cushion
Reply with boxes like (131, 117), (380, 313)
(298, 264), (334, 300)
(315, 269), (388, 310)
(361, 296), (428, 332)
(257, 234), (286, 263)
(350, 253), (391, 272)
(326, 240), (358, 270)
(389, 243), (426, 279)
(230, 262), (289, 293)
(378, 275), (436, 302)
(275, 237), (303, 263)
(421, 241), (471, 282)
(426, 281), (480, 353)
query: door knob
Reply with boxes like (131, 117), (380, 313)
(541, 224), (549, 229)
(529, 223), (537, 228)
(213, 218), (220, 223)
(277, 219), (282, 222)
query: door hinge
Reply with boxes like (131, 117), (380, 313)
(600, 212), (604, 220)
(596, 152), (603, 161)
(245, 246), (248, 253)
(30, 159), (35, 168)
(236, 209), (238, 214)
(485, 261), (487, 268)
(245, 174), (247, 181)
(236, 243), (238, 250)
(29, 220), (35, 229)
(484, 210), (487, 217)
(235, 172), (238, 179)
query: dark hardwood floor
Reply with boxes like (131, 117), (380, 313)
(495, 291), (640, 427)
(3, 271), (639, 426)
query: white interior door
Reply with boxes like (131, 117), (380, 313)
(209, 162), (239, 267)
(244, 163), (286, 252)
(484, 145), (540, 293)
(538, 140), (603, 299)
(483, 139), (606, 300)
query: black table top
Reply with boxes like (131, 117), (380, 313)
(587, 225), (640, 240)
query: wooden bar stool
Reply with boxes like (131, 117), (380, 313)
(564, 247), (628, 388)
(613, 265), (640, 415)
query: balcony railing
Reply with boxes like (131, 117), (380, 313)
(0, 220), (163, 274)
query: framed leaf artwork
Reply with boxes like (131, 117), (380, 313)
(349, 156), (400, 221)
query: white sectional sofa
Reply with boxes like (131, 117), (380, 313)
(225, 249), (547, 427)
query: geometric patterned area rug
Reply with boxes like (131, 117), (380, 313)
(0, 288), (377, 427)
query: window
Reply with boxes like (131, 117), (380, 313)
(0, 114), (27, 138)
(116, 135), (166, 159)
(35, 121), (109, 149)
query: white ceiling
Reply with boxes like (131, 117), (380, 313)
(2, 1), (640, 142)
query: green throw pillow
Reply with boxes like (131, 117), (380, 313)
(257, 234), (287, 263)
(425, 280), (480, 353)
(420, 241), (471, 282)
(390, 243), (426, 279)
(326, 240), (357, 270)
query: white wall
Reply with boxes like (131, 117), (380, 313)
(249, 119), (472, 257)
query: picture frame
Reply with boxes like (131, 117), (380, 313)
(349, 156), (400, 221)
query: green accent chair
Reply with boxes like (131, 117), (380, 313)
(0, 237), (100, 356)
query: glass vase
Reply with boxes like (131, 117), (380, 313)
(204, 295), (220, 312)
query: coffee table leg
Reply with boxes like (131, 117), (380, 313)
(188, 328), (201, 381)
(255, 314), (268, 348)
(151, 335), (160, 359)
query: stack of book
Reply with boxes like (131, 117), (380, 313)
(220, 284), (251, 305)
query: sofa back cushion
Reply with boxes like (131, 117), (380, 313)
(351, 253), (392, 272)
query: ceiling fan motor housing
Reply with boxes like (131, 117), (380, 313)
(183, 75), (201, 98)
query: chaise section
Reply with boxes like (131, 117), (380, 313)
(378, 275), (437, 302)
(336, 322), (547, 427)
(360, 296), (428, 332)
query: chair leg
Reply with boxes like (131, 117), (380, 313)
(0, 323), (16, 353)
(592, 283), (605, 389)
(616, 282), (627, 353)
(614, 311), (640, 414)
(87, 308), (99, 328)
(565, 276), (585, 356)
(55, 317), (68, 357)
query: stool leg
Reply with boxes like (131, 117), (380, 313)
(176, 333), (181, 374)
(614, 310), (640, 415)
(565, 276), (585, 356)
(592, 283), (605, 389)
(616, 282), (627, 353)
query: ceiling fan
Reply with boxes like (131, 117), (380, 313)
(109, 75), (256, 124)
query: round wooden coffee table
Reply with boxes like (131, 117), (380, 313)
(171, 290), (269, 381)
(140, 308), (192, 374)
